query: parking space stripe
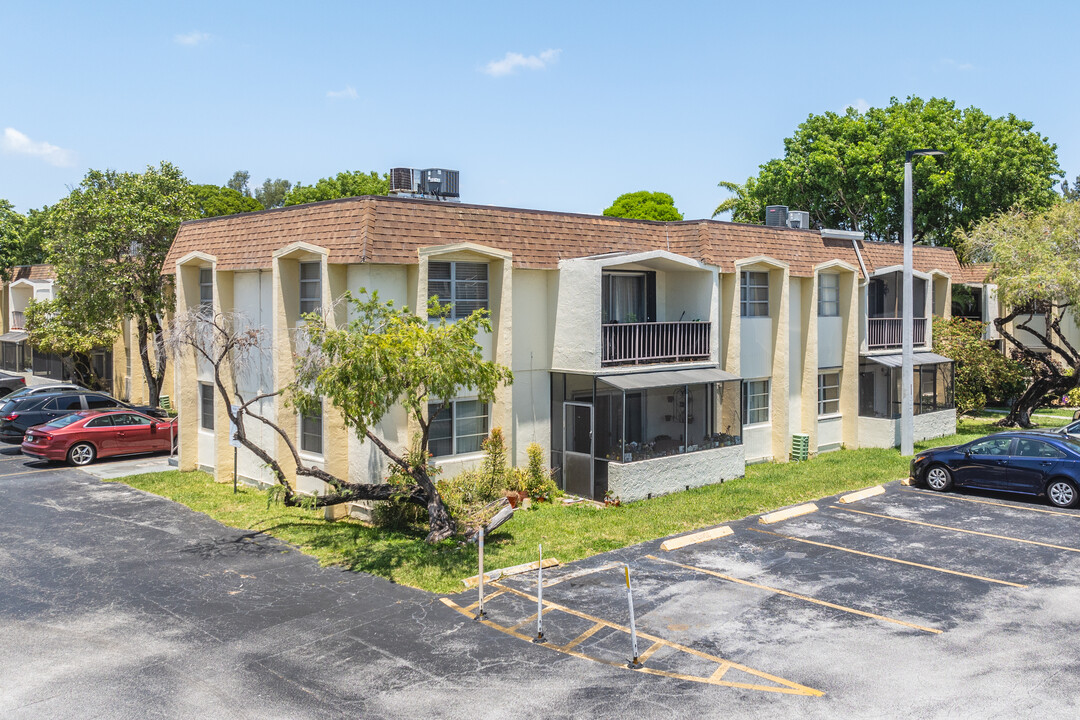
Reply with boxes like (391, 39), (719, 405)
(462, 589), (505, 612)
(834, 506), (1080, 553)
(902, 489), (1080, 518)
(0, 467), (64, 478)
(444, 586), (825, 695)
(636, 641), (663, 663)
(748, 528), (1027, 588)
(560, 621), (605, 651)
(646, 555), (941, 634)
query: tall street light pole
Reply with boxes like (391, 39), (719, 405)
(902, 149), (945, 456)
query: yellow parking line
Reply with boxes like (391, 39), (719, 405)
(835, 506), (1080, 553)
(560, 621), (605, 651)
(439, 594), (823, 695)
(748, 528), (1027, 588)
(489, 581), (828, 689)
(0, 467), (63, 478)
(647, 555), (941, 634)
(902, 489), (1080, 518)
(462, 589), (506, 612)
(508, 606), (555, 632)
(636, 641), (664, 663)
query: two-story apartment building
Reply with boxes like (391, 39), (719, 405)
(163, 196), (982, 503)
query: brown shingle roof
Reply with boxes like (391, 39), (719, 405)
(10, 264), (55, 282)
(163, 196), (959, 279)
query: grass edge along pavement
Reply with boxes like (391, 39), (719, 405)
(106, 415), (1066, 594)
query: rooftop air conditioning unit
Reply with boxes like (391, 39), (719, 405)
(765, 205), (789, 227)
(390, 167), (421, 194)
(786, 210), (810, 229)
(421, 169), (460, 198)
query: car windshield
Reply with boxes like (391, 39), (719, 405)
(45, 414), (84, 429)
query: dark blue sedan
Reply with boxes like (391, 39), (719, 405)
(910, 432), (1080, 508)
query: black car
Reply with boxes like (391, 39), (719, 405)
(0, 371), (27, 398)
(910, 431), (1080, 508)
(0, 390), (164, 444)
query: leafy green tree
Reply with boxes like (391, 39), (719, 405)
(932, 316), (1025, 414)
(255, 178), (292, 209)
(0, 200), (26, 280)
(603, 191), (684, 221)
(716, 96), (1062, 246)
(959, 202), (1080, 426)
(294, 290), (513, 542)
(1063, 174), (1080, 202)
(283, 170), (389, 206)
(192, 184), (263, 218)
(227, 170), (252, 197)
(38, 162), (196, 406)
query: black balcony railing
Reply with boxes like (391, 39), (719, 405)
(867, 317), (927, 349)
(602, 321), (710, 366)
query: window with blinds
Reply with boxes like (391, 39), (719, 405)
(428, 261), (489, 320)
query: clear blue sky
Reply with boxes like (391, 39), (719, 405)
(2, 0), (1077, 220)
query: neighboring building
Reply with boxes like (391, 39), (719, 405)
(0, 264), (170, 403)
(163, 196), (981, 503)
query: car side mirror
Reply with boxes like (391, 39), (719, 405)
(964, 450), (972, 458)
(151, 423), (158, 433)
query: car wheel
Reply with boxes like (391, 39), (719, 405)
(67, 442), (96, 467)
(1046, 478), (1079, 509)
(925, 464), (953, 492)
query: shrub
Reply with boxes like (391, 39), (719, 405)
(522, 442), (560, 501)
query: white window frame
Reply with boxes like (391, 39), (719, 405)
(299, 403), (323, 457)
(740, 271), (769, 318)
(199, 382), (214, 431)
(199, 268), (213, 315)
(428, 261), (490, 321)
(742, 379), (770, 426)
(299, 261), (321, 316)
(428, 398), (489, 457)
(818, 371), (841, 416)
(818, 273), (840, 317)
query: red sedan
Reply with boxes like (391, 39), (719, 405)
(21, 410), (178, 466)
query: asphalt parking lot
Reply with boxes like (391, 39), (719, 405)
(447, 480), (1080, 714)
(5, 447), (1080, 718)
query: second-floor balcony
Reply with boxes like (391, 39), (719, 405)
(602, 321), (710, 366)
(10, 311), (24, 330)
(867, 317), (927, 350)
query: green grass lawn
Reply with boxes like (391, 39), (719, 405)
(110, 414), (1067, 594)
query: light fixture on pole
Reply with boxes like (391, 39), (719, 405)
(902, 149), (945, 457)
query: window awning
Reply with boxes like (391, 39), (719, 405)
(0, 331), (28, 344)
(598, 366), (741, 391)
(865, 352), (952, 368)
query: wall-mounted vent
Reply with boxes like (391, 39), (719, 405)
(390, 167), (421, 194)
(786, 210), (810, 229)
(765, 205), (788, 227)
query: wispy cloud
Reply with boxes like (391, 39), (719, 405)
(844, 98), (871, 114)
(174, 31), (210, 46)
(1, 127), (75, 167)
(482, 48), (561, 77)
(327, 85), (358, 100)
(942, 57), (975, 71)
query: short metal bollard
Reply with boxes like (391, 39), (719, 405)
(475, 526), (486, 620)
(625, 565), (642, 668)
(533, 543), (546, 644)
